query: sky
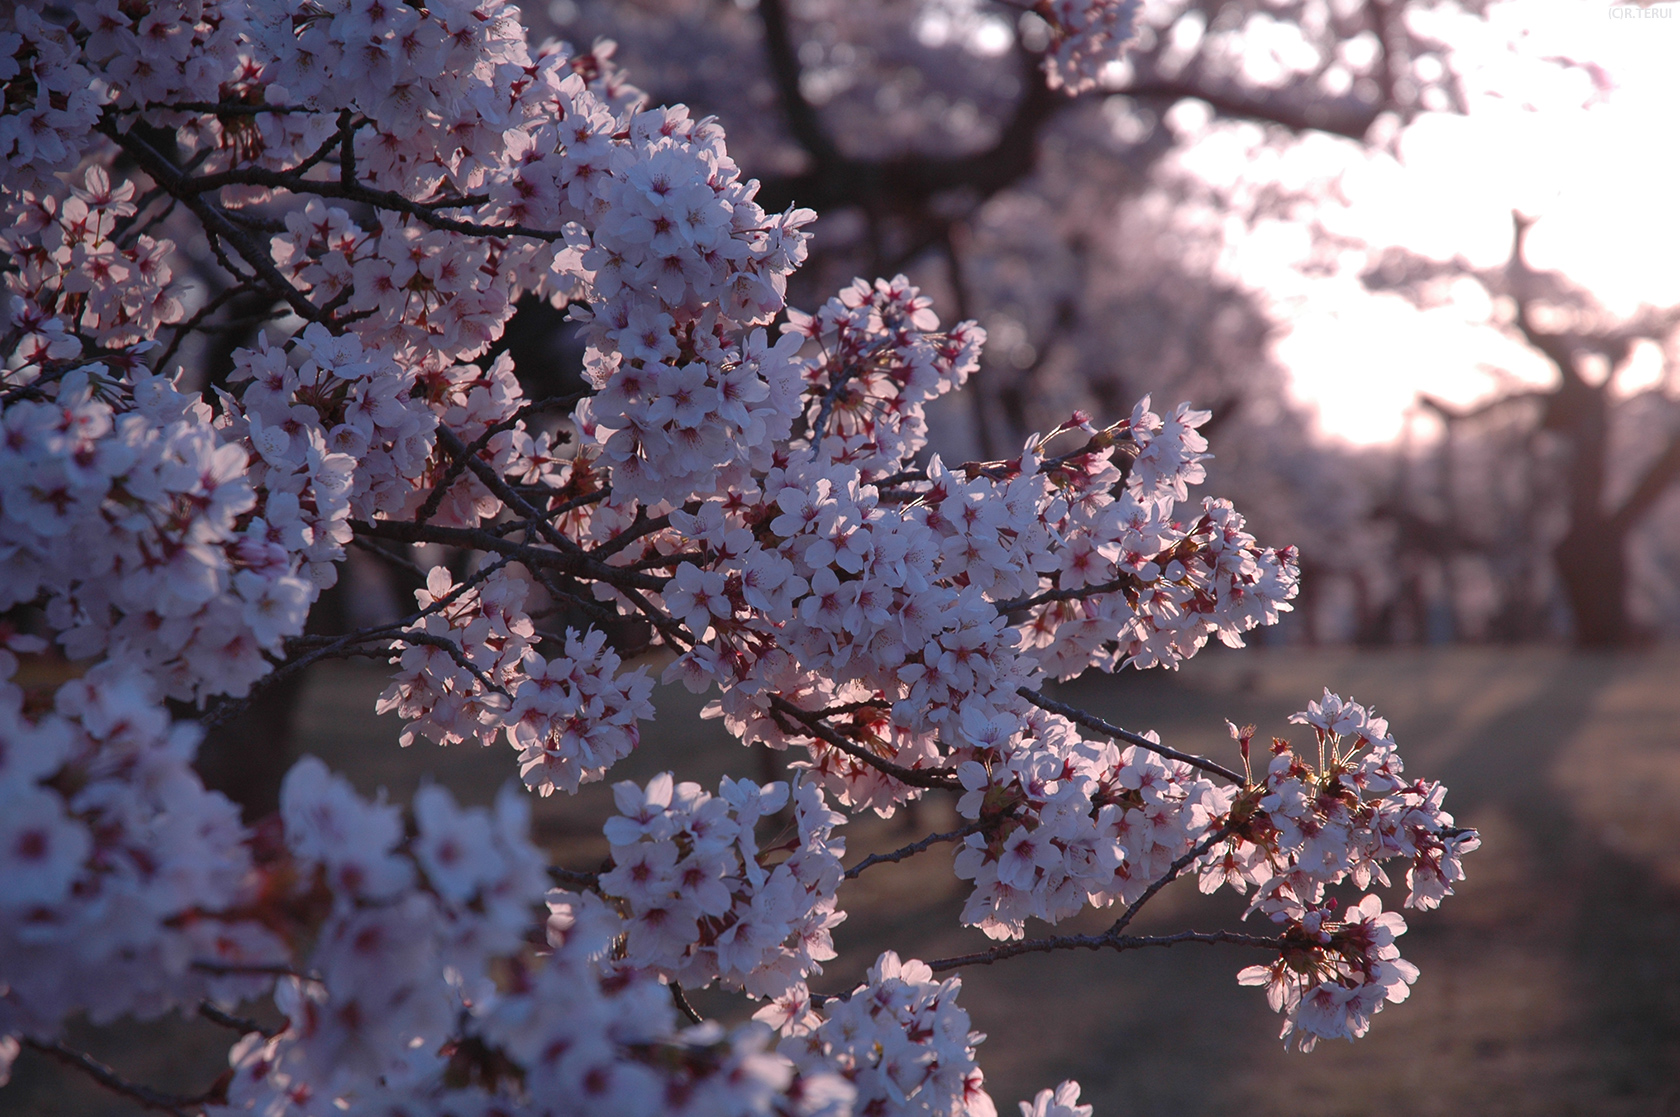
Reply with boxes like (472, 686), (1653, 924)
(1170, 0), (1680, 445)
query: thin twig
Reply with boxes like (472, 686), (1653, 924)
(435, 427), (583, 557)
(350, 516), (667, 591)
(130, 99), (329, 116)
(1020, 689), (1246, 785)
(20, 1037), (207, 1116)
(768, 696), (961, 790)
(156, 282), (263, 368)
(844, 822), (987, 879)
(399, 631), (512, 698)
(100, 119), (326, 324)
(994, 573), (1140, 614)
(198, 1001), (283, 1039)
(350, 535), (432, 579)
(548, 865), (601, 890)
(925, 927), (1283, 973)
(190, 959), (318, 982)
(1107, 825), (1233, 937)
(173, 162), (575, 241)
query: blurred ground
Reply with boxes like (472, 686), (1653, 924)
(10, 645), (1680, 1116)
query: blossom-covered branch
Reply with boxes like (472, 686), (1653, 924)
(0, 1), (1470, 1112)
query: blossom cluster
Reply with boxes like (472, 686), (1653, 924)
(1197, 694), (1474, 1049)
(944, 688), (1474, 1052)
(242, 0), (528, 156)
(0, 9), (106, 192)
(0, 653), (278, 1069)
(780, 952), (996, 1117)
(508, 626), (658, 796)
(567, 106), (816, 506)
(788, 275), (986, 479)
(376, 567), (660, 798)
(1236, 894), (1420, 1052)
(951, 707), (1227, 940)
(377, 565), (539, 748)
(1198, 691), (1479, 920)
(2, 167), (183, 352)
(653, 347), (1297, 814)
(214, 757), (855, 1117)
(559, 771), (846, 1001)
(225, 304), (442, 524)
(0, 359), (321, 701)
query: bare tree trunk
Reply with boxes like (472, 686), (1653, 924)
(1553, 523), (1630, 647)
(1548, 364), (1631, 647)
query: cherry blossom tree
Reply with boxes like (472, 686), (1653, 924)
(0, 2), (1478, 1115)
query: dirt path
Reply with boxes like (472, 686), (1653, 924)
(10, 647), (1680, 1115)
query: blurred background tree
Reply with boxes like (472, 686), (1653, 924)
(1363, 212), (1680, 647)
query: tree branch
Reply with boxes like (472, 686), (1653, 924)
(1611, 430), (1680, 535)
(995, 573), (1141, 614)
(756, 0), (842, 169)
(197, 1002), (282, 1039)
(843, 822), (987, 880)
(1107, 825), (1232, 936)
(1117, 78), (1383, 141)
(768, 696), (962, 790)
(20, 1037), (208, 1116)
(925, 927), (1283, 974)
(1018, 689), (1245, 784)
(753, 48), (1062, 214)
(350, 517), (667, 592)
(99, 119), (326, 324)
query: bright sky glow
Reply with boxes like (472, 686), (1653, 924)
(1173, 0), (1680, 445)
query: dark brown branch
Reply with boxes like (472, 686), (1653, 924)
(175, 163), (571, 241)
(548, 865), (602, 890)
(1114, 74), (1385, 141)
(1417, 390), (1545, 424)
(416, 423), (509, 525)
(925, 927), (1283, 973)
(350, 535), (432, 579)
(20, 1037), (207, 1116)
(399, 631), (512, 697)
(589, 506), (682, 561)
(197, 1002), (282, 1039)
(99, 119), (326, 324)
(995, 573), (1140, 614)
(190, 959), (317, 981)
(155, 281), (264, 368)
(753, 49), (1061, 214)
(433, 427), (586, 558)
(1018, 689), (1245, 784)
(669, 982), (705, 1026)
(129, 100), (329, 116)
(843, 822), (987, 879)
(1611, 431), (1680, 535)
(756, 0), (842, 169)
(1107, 825), (1233, 936)
(350, 517), (666, 592)
(768, 695), (961, 790)
(203, 556), (518, 727)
